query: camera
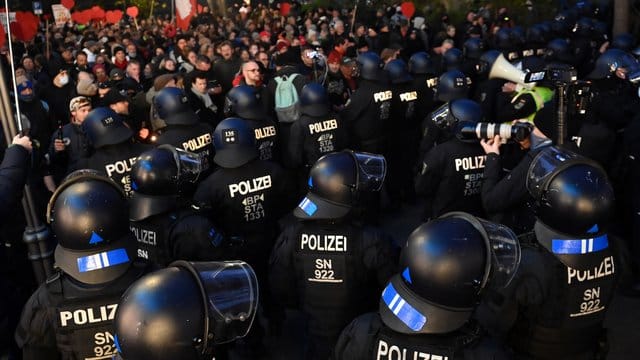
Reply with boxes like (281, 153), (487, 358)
(207, 80), (220, 89)
(458, 122), (534, 143)
(524, 67), (578, 84)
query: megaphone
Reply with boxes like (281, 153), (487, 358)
(489, 53), (536, 89)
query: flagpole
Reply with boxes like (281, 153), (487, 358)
(0, 0), (55, 285)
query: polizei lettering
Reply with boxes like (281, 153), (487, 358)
(373, 90), (393, 102)
(376, 340), (449, 360)
(300, 234), (347, 252)
(59, 304), (118, 327)
(399, 91), (418, 101)
(130, 226), (157, 246)
(567, 256), (615, 284)
(105, 157), (137, 177)
(308, 119), (338, 135)
(255, 126), (276, 140)
(182, 133), (212, 151)
(454, 155), (486, 172)
(228, 175), (272, 198)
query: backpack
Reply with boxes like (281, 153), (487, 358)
(274, 73), (301, 123)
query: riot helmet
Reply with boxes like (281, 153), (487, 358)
(588, 48), (640, 79)
(83, 107), (133, 148)
(510, 26), (526, 47)
(476, 50), (501, 77)
(408, 52), (436, 75)
(224, 85), (264, 120)
(544, 38), (574, 64)
(495, 28), (512, 50)
(384, 59), (412, 84)
(294, 150), (386, 220)
(443, 48), (463, 71)
(47, 169), (134, 284)
(435, 70), (469, 102)
(154, 87), (198, 125)
(430, 99), (483, 142)
(463, 38), (485, 60)
(379, 212), (520, 334)
(356, 51), (384, 80)
(572, 17), (593, 38)
(212, 117), (258, 168)
(526, 146), (614, 236)
(611, 33), (636, 52)
(299, 83), (330, 117)
(115, 261), (258, 360)
(130, 145), (208, 221)
(526, 24), (546, 45)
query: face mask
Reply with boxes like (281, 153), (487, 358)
(58, 75), (69, 86)
(128, 52), (137, 58)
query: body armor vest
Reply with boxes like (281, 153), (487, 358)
(510, 223), (618, 358)
(293, 222), (375, 337)
(46, 264), (148, 360)
(372, 316), (482, 360)
(129, 210), (188, 267)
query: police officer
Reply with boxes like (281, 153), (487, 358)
(129, 146), (227, 267)
(384, 59), (420, 208)
(415, 99), (487, 219)
(472, 50), (504, 121)
(341, 51), (393, 153)
(224, 85), (279, 162)
(443, 47), (464, 72)
(15, 170), (150, 360)
(269, 150), (397, 360)
(408, 52), (437, 118)
(153, 87), (215, 166)
(288, 83), (348, 189)
(335, 212), (519, 360)
(477, 146), (618, 359)
(114, 260), (259, 360)
(82, 108), (151, 197)
(419, 70), (470, 155)
(193, 117), (293, 354)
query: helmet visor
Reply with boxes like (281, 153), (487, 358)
(430, 102), (452, 129)
(353, 151), (386, 192)
(442, 212), (521, 289)
(475, 217), (521, 288)
(176, 261), (259, 345)
(526, 146), (582, 201)
(160, 145), (208, 184)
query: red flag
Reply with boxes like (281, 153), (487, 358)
(10, 11), (39, 42)
(175, 0), (196, 31)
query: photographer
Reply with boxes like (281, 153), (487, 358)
(480, 112), (554, 235)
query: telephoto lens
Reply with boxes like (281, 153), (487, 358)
(458, 122), (533, 142)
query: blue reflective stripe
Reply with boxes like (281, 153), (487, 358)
(551, 234), (608, 255)
(114, 334), (122, 353)
(77, 248), (130, 273)
(382, 283), (426, 332)
(298, 197), (318, 216)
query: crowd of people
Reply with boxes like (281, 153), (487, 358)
(0, 0), (639, 359)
